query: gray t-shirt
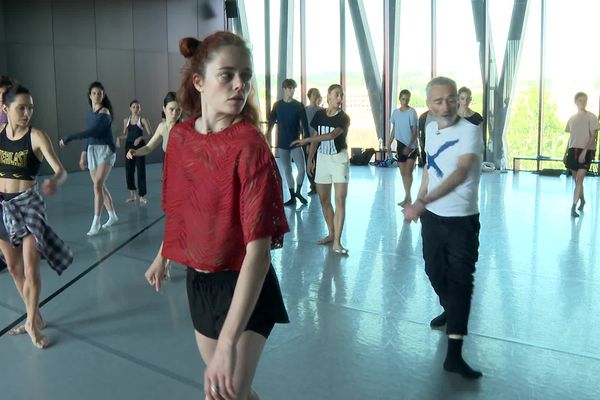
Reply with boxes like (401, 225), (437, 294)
(390, 107), (418, 147)
(305, 105), (324, 137)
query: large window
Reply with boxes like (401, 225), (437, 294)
(545, 0), (600, 163)
(396, 1), (431, 117)
(437, 0), (482, 110)
(344, 1), (380, 150)
(305, 0), (340, 110)
(245, 1), (267, 123)
(504, 0), (542, 171)
(243, 0), (598, 171)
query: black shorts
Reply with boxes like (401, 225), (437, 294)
(566, 148), (594, 171)
(396, 141), (418, 162)
(186, 265), (289, 340)
(0, 192), (22, 241)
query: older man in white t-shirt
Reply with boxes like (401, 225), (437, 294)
(404, 76), (483, 380)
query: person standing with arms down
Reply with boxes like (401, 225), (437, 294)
(404, 77), (483, 379)
(119, 100), (152, 204)
(292, 84), (351, 255)
(304, 88), (324, 195)
(266, 79), (311, 206)
(0, 84), (72, 348)
(59, 81), (118, 235)
(144, 32), (289, 400)
(564, 92), (599, 217)
(387, 89), (418, 207)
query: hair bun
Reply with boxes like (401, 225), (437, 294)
(179, 37), (202, 58)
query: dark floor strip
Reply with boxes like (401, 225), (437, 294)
(0, 215), (164, 337)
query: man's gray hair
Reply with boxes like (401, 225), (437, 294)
(426, 76), (457, 100)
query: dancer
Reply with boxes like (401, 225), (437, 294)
(0, 84), (72, 349)
(305, 88), (324, 195)
(564, 92), (600, 217)
(119, 100), (152, 204)
(59, 81), (118, 235)
(0, 75), (14, 273)
(266, 79), (310, 206)
(457, 87), (483, 128)
(126, 92), (181, 159)
(404, 76), (483, 379)
(387, 89), (418, 207)
(127, 92), (181, 280)
(291, 84), (350, 254)
(144, 32), (289, 400)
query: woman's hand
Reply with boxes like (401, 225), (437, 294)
(144, 255), (168, 292)
(41, 178), (57, 196)
(403, 199), (426, 223)
(126, 149), (136, 160)
(578, 151), (586, 164)
(308, 159), (315, 176)
(204, 341), (237, 400)
(79, 152), (87, 170)
(134, 137), (142, 146)
(290, 138), (308, 147)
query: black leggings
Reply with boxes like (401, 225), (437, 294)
(125, 141), (147, 197)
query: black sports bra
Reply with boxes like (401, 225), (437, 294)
(0, 126), (42, 181)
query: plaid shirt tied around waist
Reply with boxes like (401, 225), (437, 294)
(1, 185), (73, 275)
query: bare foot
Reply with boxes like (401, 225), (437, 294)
(126, 196), (137, 203)
(332, 243), (349, 255)
(317, 236), (334, 245)
(9, 315), (46, 336)
(25, 325), (50, 349)
(398, 199), (411, 208)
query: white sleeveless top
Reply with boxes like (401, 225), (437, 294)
(162, 122), (170, 152)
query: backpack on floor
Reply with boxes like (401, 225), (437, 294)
(350, 148), (376, 165)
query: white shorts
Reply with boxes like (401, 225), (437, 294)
(87, 145), (116, 170)
(315, 150), (350, 184)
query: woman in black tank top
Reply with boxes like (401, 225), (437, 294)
(118, 100), (152, 204)
(0, 84), (70, 349)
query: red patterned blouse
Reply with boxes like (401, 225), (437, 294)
(161, 118), (289, 272)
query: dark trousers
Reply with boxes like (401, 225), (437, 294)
(125, 140), (147, 197)
(303, 144), (316, 188)
(421, 210), (480, 335)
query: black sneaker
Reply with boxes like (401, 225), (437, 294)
(430, 312), (447, 328)
(295, 193), (308, 205)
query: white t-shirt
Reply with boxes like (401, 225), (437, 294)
(565, 111), (600, 150)
(390, 107), (418, 147)
(425, 117), (483, 217)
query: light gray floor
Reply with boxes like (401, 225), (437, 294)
(1, 163), (599, 400)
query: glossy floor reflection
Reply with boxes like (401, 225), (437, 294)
(1, 164), (599, 399)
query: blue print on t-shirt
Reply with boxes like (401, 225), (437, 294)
(427, 139), (460, 178)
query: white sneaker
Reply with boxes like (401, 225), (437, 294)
(86, 224), (101, 236)
(102, 216), (119, 229)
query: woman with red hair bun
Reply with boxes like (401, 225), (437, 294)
(144, 31), (289, 400)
